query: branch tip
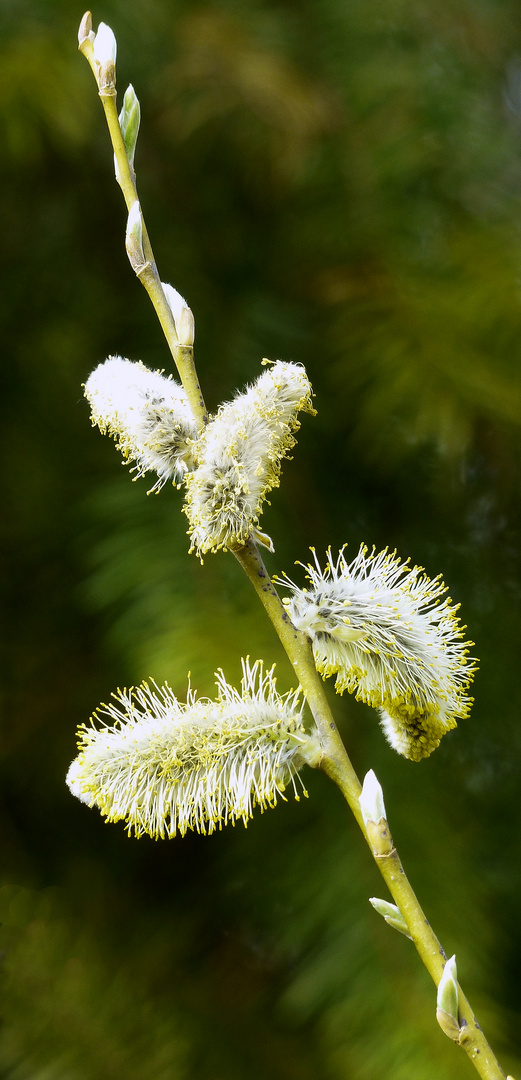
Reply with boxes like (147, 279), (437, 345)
(78, 11), (94, 48)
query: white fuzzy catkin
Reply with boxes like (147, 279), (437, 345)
(84, 356), (198, 490)
(66, 660), (321, 838)
(184, 360), (315, 555)
(280, 545), (476, 761)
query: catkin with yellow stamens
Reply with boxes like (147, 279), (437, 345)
(184, 360), (315, 555)
(279, 545), (477, 760)
(66, 660), (321, 838)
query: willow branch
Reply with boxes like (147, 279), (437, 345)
(78, 15), (510, 1080)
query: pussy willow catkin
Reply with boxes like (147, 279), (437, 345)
(84, 355), (198, 490)
(67, 660), (321, 838)
(280, 545), (476, 760)
(184, 360), (315, 555)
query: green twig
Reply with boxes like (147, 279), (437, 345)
(79, 19), (207, 432)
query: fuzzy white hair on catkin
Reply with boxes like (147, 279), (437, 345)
(184, 360), (315, 554)
(278, 545), (477, 761)
(66, 660), (321, 838)
(84, 355), (198, 490)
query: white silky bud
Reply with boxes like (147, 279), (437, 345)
(93, 22), (117, 93)
(93, 22), (117, 66)
(66, 660), (321, 839)
(162, 282), (195, 346)
(359, 769), (386, 826)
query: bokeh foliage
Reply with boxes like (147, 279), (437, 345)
(2, 0), (521, 1076)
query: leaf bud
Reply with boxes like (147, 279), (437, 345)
(436, 955), (461, 1041)
(369, 897), (411, 938)
(119, 84), (141, 167)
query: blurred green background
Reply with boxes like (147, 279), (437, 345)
(2, 0), (521, 1076)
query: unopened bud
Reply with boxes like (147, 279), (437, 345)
(359, 769), (386, 826)
(162, 282), (195, 346)
(254, 528), (275, 553)
(178, 307), (195, 347)
(78, 11), (94, 48)
(359, 769), (393, 855)
(93, 22), (117, 93)
(119, 85), (141, 167)
(369, 897), (411, 938)
(93, 22), (117, 65)
(436, 955), (461, 1041)
(125, 201), (146, 272)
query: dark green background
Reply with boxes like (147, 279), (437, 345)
(1, 0), (521, 1076)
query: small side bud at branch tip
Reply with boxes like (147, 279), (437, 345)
(126, 201), (146, 272)
(436, 955), (461, 1041)
(359, 769), (386, 826)
(78, 11), (94, 48)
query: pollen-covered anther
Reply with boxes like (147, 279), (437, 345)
(66, 659), (321, 838)
(84, 355), (198, 490)
(184, 360), (315, 556)
(278, 545), (477, 760)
